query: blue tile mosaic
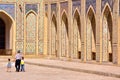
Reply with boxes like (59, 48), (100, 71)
(60, 1), (68, 14)
(25, 4), (38, 14)
(101, 0), (113, 12)
(72, 0), (81, 15)
(51, 3), (57, 15)
(0, 4), (15, 19)
(86, 0), (96, 13)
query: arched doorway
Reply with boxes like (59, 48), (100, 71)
(0, 11), (13, 55)
(86, 8), (96, 61)
(0, 18), (5, 49)
(51, 14), (57, 57)
(73, 10), (81, 59)
(102, 5), (112, 62)
(61, 12), (68, 57)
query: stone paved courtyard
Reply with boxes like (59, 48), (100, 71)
(0, 62), (120, 80)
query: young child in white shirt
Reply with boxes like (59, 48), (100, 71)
(7, 58), (12, 72)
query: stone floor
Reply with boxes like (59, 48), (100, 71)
(1, 58), (120, 80)
(25, 58), (120, 78)
(0, 62), (120, 80)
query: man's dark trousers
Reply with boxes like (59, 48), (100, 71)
(15, 59), (21, 72)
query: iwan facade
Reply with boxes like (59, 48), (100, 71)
(1, 0), (120, 65)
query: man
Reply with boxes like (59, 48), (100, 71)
(15, 50), (22, 72)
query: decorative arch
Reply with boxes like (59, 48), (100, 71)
(73, 9), (81, 59)
(86, 7), (96, 61)
(51, 14), (57, 57)
(61, 11), (69, 57)
(102, 3), (112, 15)
(0, 10), (15, 55)
(25, 10), (37, 54)
(73, 8), (80, 17)
(87, 5), (96, 16)
(102, 4), (113, 62)
(61, 9), (68, 21)
(26, 10), (37, 17)
(61, 11), (68, 35)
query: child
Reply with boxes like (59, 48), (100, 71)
(7, 58), (12, 72)
(20, 57), (25, 72)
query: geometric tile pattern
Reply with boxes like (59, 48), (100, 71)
(16, 3), (24, 54)
(86, 19), (92, 60)
(16, 41), (24, 53)
(16, 2), (24, 40)
(102, 16), (108, 61)
(38, 40), (43, 54)
(26, 12), (36, 54)
(38, 4), (44, 54)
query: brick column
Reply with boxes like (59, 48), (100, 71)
(112, 0), (119, 64)
(81, 0), (86, 62)
(57, 1), (61, 58)
(48, 3), (52, 57)
(68, 0), (72, 59)
(118, 0), (120, 64)
(96, 0), (102, 63)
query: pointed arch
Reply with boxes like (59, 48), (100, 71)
(0, 10), (15, 55)
(102, 3), (112, 15)
(86, 6), (96, 61)
(102, 4), (113, 62)
(73, 9), (81, 59)
(73, 9), (81, 36)
(61, 11), (68, 36)
(52, 14), (57, 31)
(0, 10), (14, 22)
(26, 10), (37, 18)
(87, 5), (96, 16)
(61, 10), (69, 57)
